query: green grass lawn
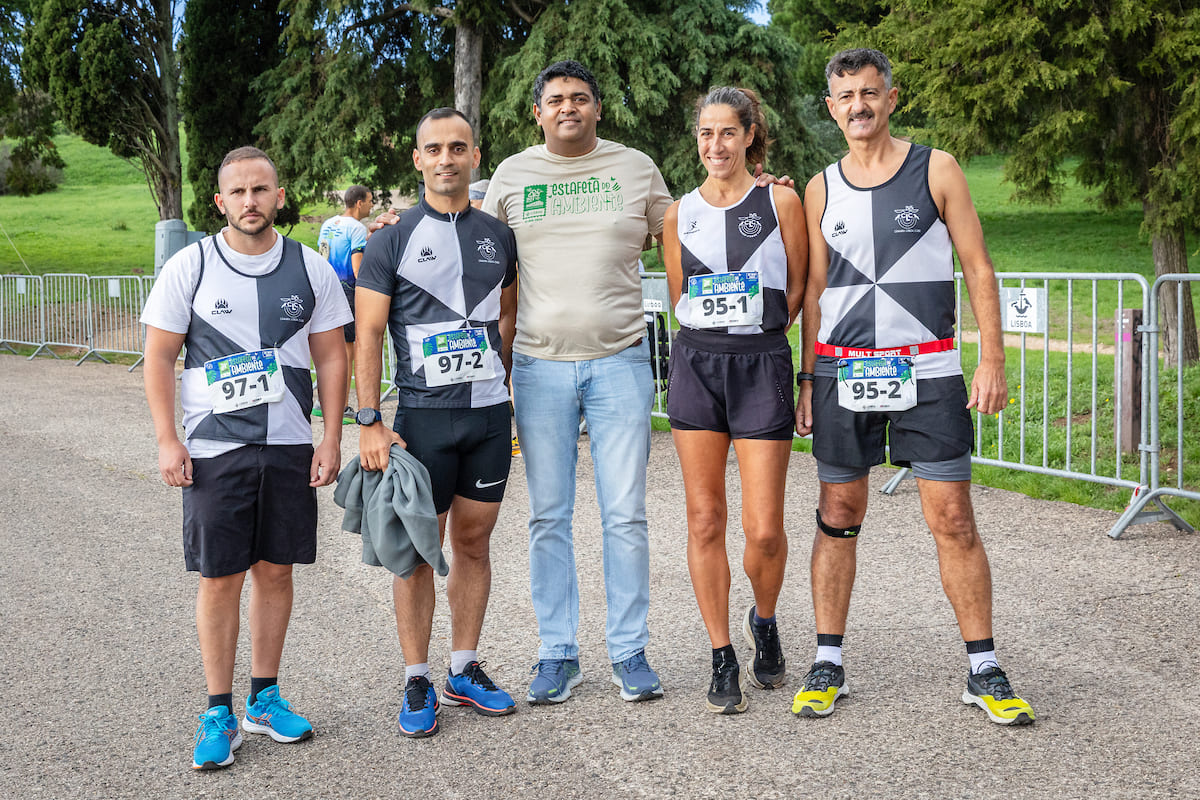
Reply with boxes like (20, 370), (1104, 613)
(0, 134), (337, 275)
(2, 136), (1196, 527)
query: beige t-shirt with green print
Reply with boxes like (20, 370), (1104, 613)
(483, 138), (672, 361)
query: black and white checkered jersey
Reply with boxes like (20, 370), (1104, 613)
(357, 199), (518, 408)
(818, 144), (961, 379)
(140, 233), (353, 454)
(672, 184), (789, 334)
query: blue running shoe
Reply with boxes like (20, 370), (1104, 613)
(242, 685), (313, 743)
(611, 650), (663, 702)
(526, 659), (582, 705)
(443, 661), (516, 716)
(192, 705), (242, 770)
(398, 674), (440, 738)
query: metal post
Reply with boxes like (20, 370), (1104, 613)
(1116, 309), (1142, 454)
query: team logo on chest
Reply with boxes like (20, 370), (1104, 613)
(212, 298), (232, 315)
(683, 219), (700, 236)
(418, 246), (437, 263)
(280, 294), (304, 320)
(831, 220), (847, 238)
(738, 212), (763, 238)
(893, 205), (921, 232)
(476, 238), (498, 262)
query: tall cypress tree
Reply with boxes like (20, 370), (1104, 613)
(180, 0), (295, 233)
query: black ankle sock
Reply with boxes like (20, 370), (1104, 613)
(207, 693), (233, 712)
(712, 644), (737, 664)
(249, 677), (277, 706)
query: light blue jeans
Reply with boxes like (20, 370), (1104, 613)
(512, 339), (653, 664)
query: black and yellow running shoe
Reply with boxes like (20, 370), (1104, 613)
(962, 665), (1035, 725)
(791, 661), (847, 718)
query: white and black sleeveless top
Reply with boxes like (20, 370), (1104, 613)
(182, 235), (323, 445)
(673, 184), (789, 335)
(818, 144), (961, 378)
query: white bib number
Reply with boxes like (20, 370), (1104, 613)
(422, 328), (494, 387)
(837, 357), (917, 412)
(205, 349), (286, 414)
(687, 271), (762, 328)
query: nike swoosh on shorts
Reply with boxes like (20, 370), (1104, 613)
(475, 478), (506, 489)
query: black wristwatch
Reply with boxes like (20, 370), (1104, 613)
(796, 372), (815, 386)
(355, 408), (383, 426)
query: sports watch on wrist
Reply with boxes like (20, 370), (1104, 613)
(355, 408), (382, 426)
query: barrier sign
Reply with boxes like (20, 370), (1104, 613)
(1001, 287), (1047, 333)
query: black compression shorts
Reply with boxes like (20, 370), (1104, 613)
(392, 404), (512, 514)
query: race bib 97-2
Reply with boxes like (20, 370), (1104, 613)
(421, 328), (495, 388)
(687, 272), (762, 328)
(837, 357), (917, 412)
(205, 349), (286, 414)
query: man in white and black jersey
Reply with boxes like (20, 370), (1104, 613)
(142, 147), (352, 770)
(355, 108), (519, 738)
(791, 48), (1035, 726)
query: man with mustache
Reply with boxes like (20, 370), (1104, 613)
(355, 108), (519, 737)
(792, 48), (1035, 725)
(482, 60), (673, 705)
(142, 146), (352, 769)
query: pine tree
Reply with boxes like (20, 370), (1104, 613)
(180, 0), (295, 232)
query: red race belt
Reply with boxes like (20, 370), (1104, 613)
(814, 338), (956, 359)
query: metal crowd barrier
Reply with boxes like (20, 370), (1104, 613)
(28, 273), (104, 364)
(884, 272), (1153, 495)
(1108, 274), (1200, 538)
(83, 275), (148, 367)
(0, 274), (45, 353)
(3, 269), (1196, 537)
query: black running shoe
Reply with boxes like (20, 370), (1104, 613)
(706, 650), (747, 714)
(742, 605), (786, 689)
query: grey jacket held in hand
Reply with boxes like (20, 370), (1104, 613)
(333, 444), (447, 579)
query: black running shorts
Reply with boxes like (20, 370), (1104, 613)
(667, 329), (795, 440)
(392, 404), (512, 514)
(342, 283), (356, 343)
(182, 444), (318, 578)
(811, 374), (974, 470)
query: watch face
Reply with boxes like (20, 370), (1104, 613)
(356, 408), (380, 425)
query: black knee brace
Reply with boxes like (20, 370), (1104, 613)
(816, 509), (861, 538)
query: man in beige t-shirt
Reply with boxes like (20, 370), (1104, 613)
(483, 59), (672, 706)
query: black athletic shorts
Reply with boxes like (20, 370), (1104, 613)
(341, 283), (356, 343)
(182, 444), (318, 578)
(667, 328), (795, 440)
(392, 404), (512, 514)
(811, 373), (974, 470)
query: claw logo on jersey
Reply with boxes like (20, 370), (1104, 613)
(738, 212), (763, 238)
(893, 205), (921, 231)
(476, 238), (498, 262)
(683, 219), (700, 236)
(211, 298), (232, 315)
(831, 220), (847, 238)
(280, 294), (304, 320)
(418, 246), (437, 263)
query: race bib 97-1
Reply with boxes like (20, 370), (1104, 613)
(421, 328), (495, 387)
(837, 357), (917, 412)
(687, 272), (762, 328)
(205, 349), (286, 414)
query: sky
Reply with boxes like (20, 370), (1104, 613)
(747, 3), (771, 25)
